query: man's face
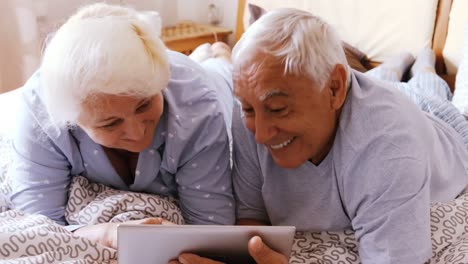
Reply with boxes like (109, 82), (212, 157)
(234, 54), (346, 168)
(77, 92), (164, 153)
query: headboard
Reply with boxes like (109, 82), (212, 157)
(235, 0), (454, 77)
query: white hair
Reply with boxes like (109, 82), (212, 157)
(40, 3), (169, 127)
(232, 8), (349, 89)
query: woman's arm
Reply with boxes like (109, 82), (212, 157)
(175, 110), (235, 225)
(9, 89), (72, 225)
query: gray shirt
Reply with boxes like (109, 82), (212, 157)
(10, 51), (235, 226)
(232, 71), (468, 264)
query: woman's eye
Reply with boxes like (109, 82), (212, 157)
(136, 101), (151, 113)
(101, 119), (122, 129)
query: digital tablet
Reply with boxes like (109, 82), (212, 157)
(118, 224), (296, 264)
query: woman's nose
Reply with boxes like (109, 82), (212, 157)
(123, 118), (145, 140)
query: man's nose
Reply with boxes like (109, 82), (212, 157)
(253, 115), (277, 145)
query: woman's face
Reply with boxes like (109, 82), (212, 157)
(77, 92), (164, 152)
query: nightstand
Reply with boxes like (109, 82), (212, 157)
(161, 21), (233, 55)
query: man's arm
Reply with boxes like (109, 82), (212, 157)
(346, 155), (431, 264)
(231, 101), (270, 223)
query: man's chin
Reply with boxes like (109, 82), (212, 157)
(270, 154), (304, 169)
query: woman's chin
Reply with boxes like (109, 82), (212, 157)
(116, 139), (153, 153)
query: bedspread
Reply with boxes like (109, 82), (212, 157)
(0, 176), (183, 264)
(1, 175), (467, 263)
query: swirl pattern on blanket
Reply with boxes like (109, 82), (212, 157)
(0, 210), (116, 263)
(288, 189), (468, 264)
(65, 176), (185, 225)
(0, 166), (467, 263)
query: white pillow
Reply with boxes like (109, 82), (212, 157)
(0, 134), (13, 211)
(0, 88), (22, 137)
(452, 24), (468, 117)
(244, 0), (438, 62)
(443, 0), (468, 75)
(0, 88), (21, 208)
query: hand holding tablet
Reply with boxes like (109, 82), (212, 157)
(118, 225), (296, 264)
(169, 236), (289, 264)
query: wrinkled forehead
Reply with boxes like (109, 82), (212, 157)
(79, 93), (148, 120)
(233, 54), (285, 94)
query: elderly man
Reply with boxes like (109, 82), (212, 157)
(171, 8), (468, 264)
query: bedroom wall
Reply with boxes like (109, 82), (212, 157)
(0, 0), (41, 94)
(0, 0), (239, 94)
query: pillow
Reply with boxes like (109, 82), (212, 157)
(452, 24), (468, 117)
(0, 88), (21, 211)
(246, 3), (369, 72)
(343, 42), (369, 73)
(248, 3), (267, 25)
(443, 0), (468, 75)
(0, 134), (12, 212)
(244, 0), (438, 63)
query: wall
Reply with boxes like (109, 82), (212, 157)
(178, 0), (239, 45)
(0, 0), (41, 93)
(37, 0), (239, 44)
(0, 0), (239, 93)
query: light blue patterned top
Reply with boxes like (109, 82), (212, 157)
(9, 51), (235, 226)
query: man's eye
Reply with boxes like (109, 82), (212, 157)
(242, 108), (254, 115)
(269, 107), (287, 113)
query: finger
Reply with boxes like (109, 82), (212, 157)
(161, 219), (177, 225)
(142, 217), (164, 225)
(131, 217), (164, 225)
(248, 236), (288, 264)
(178, 253), (224, 264)
(168, 261), (181, 264)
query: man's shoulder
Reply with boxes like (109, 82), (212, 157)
(339, 72), (429, 145)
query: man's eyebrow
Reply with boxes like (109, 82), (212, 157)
(259, 89), (288, 102)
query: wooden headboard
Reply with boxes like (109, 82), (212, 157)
(235, 0), (453, 76)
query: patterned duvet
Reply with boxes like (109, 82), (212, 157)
(1, 135), (468, 263)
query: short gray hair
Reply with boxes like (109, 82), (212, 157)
(232, 8), (348, 89)
(40, 3), (169, 127)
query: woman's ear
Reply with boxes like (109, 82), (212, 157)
(328, 64), (348, 110)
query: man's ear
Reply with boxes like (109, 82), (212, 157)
(328, 64), (348, 110)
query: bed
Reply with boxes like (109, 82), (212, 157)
(235, 0), (467, 91)
(1, 1), (468, 263)
(1, 133), (468, 263)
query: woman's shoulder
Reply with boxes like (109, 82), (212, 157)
(166, 50), (208, 83)
(15, 71), (72, 144)
(164, 50), (220, 118)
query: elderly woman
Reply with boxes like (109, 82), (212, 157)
(9, 3), (235, 248)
